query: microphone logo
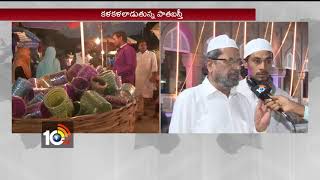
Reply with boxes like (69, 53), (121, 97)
(256, 85), (267, 94)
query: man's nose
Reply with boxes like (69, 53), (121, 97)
(232, 63), (241, 70)
(259, 61), (267, 70)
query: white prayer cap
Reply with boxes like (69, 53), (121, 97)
(244, 38), (273, 59)
(206, 34), (238, 54)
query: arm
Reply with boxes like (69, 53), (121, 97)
(150, 52), (158, 83)
(169, 94), (191, 133)
(265, 95), (305, 118)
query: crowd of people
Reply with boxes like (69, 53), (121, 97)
(110, 31), (159, 119)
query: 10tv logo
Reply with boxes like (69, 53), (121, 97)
(41, 121), (74, 148)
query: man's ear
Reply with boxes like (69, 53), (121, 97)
(206, 60), (214, 72)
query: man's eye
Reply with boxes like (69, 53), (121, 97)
(266, 59), (273, 63)
(253, 59), (261, 63)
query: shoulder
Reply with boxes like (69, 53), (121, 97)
(235, 92), (251, 104)
(236, 79), (252, 97)
(126, 44), (135, 51)
(175, 85), (201, 103)
(236, 79), (248, 91)
(148, 51), (156, 56)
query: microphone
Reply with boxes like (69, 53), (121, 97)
(248, 79), (296, 132)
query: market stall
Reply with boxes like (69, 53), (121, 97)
(12, 22), (160, 133)
(12, 65), (136, 133)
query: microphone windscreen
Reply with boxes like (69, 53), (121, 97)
(251, 84), (271, 100)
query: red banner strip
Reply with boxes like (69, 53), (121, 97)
(0, 8), (255, 21)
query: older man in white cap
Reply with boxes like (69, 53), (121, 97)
(237, 38), (294, 133)
(169, 35), (271, 133)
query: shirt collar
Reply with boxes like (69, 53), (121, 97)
(200, 77), (218, 97)
(139, 50), (149, 54)
(201, 76), (238, 98)
(120, 43), (127, 49)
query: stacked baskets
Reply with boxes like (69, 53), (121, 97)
(12, 64), (136, 133)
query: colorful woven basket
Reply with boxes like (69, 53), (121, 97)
(43, 87), (74, 118)
(13, 101), (136, 133)
(12, 77), (33, 97)
(79, 90), (112, 115)
(77, 64), (98, 81)
(99, 70), (118, 95)
(67, 63), (83, 82)
(49, 70), (68, 86)
(12, 96), (26, 118)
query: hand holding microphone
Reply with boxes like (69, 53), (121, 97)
(248, 79), (297, 132)
(250, 83), (290, 116)
(265, 95), (305, 118)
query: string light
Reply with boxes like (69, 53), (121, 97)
(179, 22), (206, 93)
(289, 22), (297, 96)
(80, 22), (85, 64)
(234, 22), (241, 42)
(175, 22), (180, 96)
(270, 22), (274, 45)
(95, 37), (101, 45)
(273, 22), (292, 62)
(244, 22), (247, 45)
(264, 22), (270, 39)
(292, 46), (308, 96)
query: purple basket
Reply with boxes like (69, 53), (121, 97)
(25, 89), (35, 102)
(77, 65), (98, 81)
(67, 63), (83, 82)
(27, 92), (45, 105)
(63, 83), (77, 101)
(71, 77), (90, 101)
(49, 70), (68, 86)
(25, 101), (51, 118)
(12, 96), (26, 118)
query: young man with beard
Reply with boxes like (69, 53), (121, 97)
(169, 35), (271, 133)
(237, 38), (294, 133)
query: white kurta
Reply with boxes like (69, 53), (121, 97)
(135, 50), (158, 98)
(236, 78), (293, 133)
(169, 77), (256, 133)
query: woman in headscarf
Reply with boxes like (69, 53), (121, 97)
(12, 48), (32, 81)
(36, 46), (61, 78)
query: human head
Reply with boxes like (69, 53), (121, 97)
(138, 40), (148, 53)
(112, 31), (127, 48)
(244, 38), (273, 82)
(43, 36), (55, 47)
(206, 35), (241, 89)
(43, 47), (56, 63)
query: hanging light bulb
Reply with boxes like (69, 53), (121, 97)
(101, 50), (105, 55)
(95, 37), (101, 45)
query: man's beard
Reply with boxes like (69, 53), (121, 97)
(215, 69), (240, 88)
(252, 75), (274, 90)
